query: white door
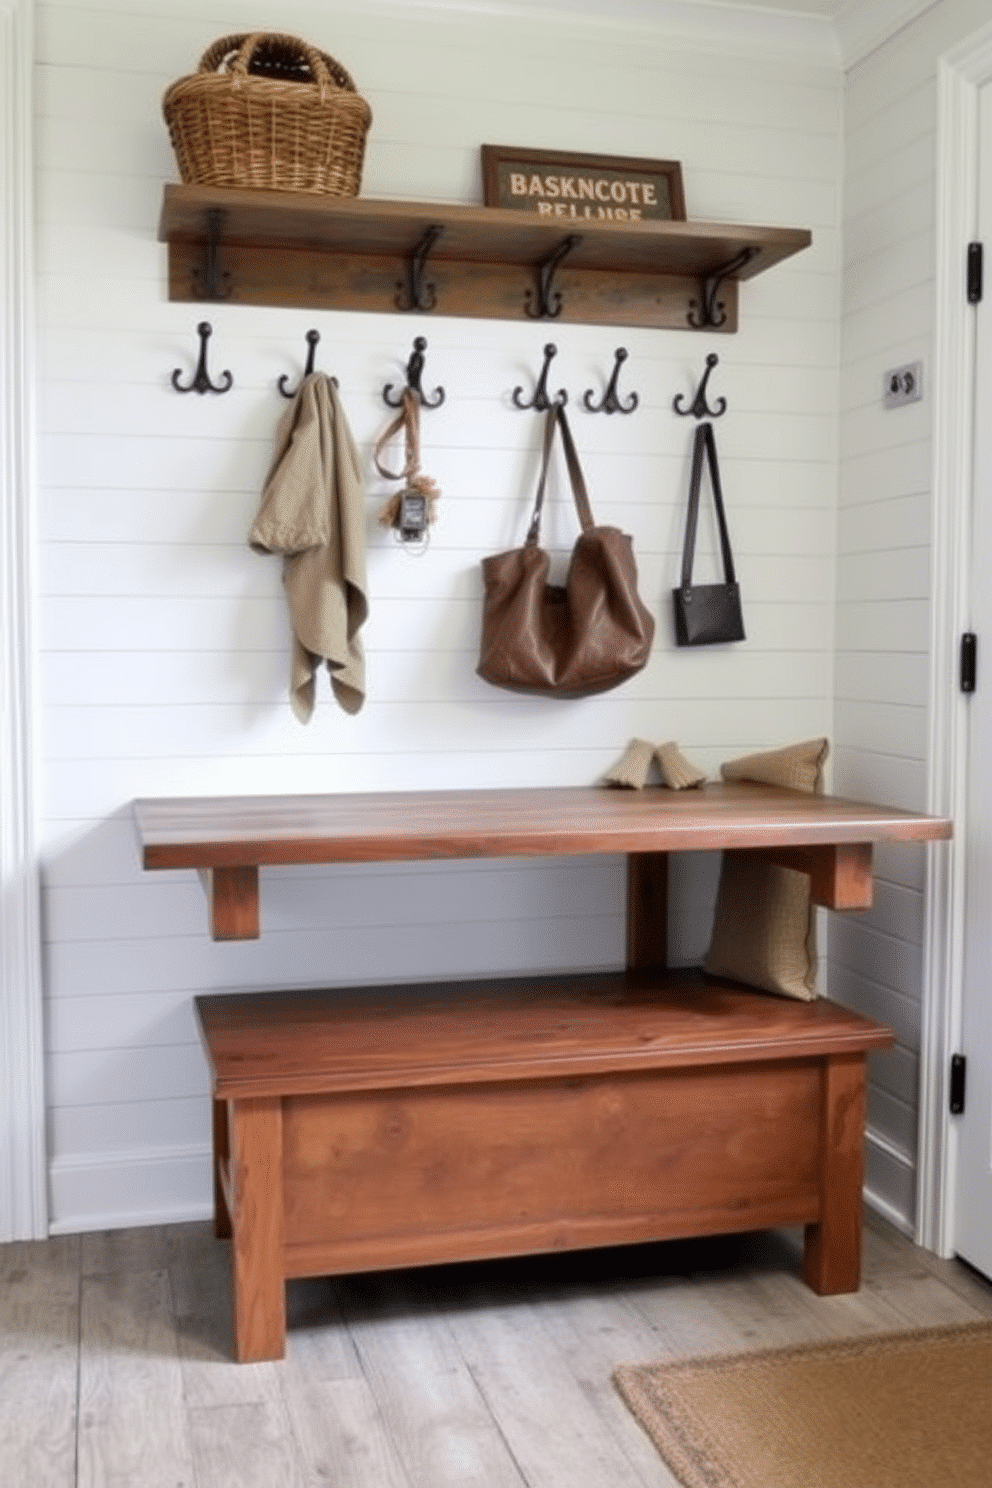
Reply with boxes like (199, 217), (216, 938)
(955, 78), (992, 1282)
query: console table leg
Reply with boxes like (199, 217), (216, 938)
(803, 1053), (866, 1295)
(228, 1096), (286, 1362)
(212, 1097), (232, 1239)
(627, 853), (668, 972)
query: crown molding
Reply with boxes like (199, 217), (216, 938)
(831, 0), (938, 67)
(375, 0), (950, 70)
(370, 0), (840, 66)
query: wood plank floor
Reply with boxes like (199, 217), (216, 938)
(2, 1213), (990, 1487)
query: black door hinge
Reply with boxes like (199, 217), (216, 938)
(968, 242), (983, 304)
(961, 632), (977, 693)
(950, 1054), (967, 1115)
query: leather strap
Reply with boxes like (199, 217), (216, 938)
(525, 405), (595, 545)
(680, 421), (738, 590)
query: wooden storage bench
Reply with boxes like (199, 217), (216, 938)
(197, 971), (892, 1363)
(134, 784), (951, 1362)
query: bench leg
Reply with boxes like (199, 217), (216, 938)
(803, 1052), (867, 1295)
(212, 1097), (232, 1239)
(228, 1096), (286, 1362)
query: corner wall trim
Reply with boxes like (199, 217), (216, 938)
(920, 17), (992, 1259)
(0, 0), (45, 1241)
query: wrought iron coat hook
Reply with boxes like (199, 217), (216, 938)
(525, 234), (582, 320)
(278, 330), (338, 398)
(190, 209), (231, 302)
(512, 343), (567, 410)
(673, 353), (726, 419)
(383, 336), (445, 409)
(584, 348), (638, 414)
(688, 247), (757, 330)
(171, 322), (233, 395)
(396, 224), (443, 313)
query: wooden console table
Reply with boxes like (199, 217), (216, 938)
(133, 784), (951, 1362)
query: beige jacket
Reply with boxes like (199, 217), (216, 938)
(250, 374), (368, 721)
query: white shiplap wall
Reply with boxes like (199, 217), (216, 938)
(35, 0), (841, 1230)
(835, 0), (991, 1229)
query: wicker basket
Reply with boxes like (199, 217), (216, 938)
(162, 32), (372, 197)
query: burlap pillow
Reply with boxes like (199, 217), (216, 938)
(704, 738), (829, 1000)
(720, 737), (829, 795)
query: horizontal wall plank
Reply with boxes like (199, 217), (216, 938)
(43, 857), (623, 946)
(833, 699), (927, 760)
(48, 1096), (211, 1157)
(833, 599), (929, 653)
(47, 1043), (210, 1109)
(834, 652), (928, 707)
(837, 494), (929, 554)
(42, 911), (628, 1001)
(832, 747), (929, 816)
(827, 964), (921, 1052)
(830, 916), (925, 1003)
(867, 1084), (917, 1163)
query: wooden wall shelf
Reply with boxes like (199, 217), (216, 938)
(159, 183), (812, 332)
(134, 782), (949, 943)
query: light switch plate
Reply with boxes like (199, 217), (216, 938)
(884, 361), (923, 408)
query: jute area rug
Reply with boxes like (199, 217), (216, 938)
(613, 1322), (992, 1488)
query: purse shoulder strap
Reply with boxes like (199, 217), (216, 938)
(680, 421), (738, 589)
(525, 405), (596, 545)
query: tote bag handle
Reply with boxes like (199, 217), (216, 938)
(525, 405), (596, 545)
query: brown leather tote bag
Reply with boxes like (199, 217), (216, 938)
(477, 405), (655, 697)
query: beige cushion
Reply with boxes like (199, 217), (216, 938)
(720, 736), (829, 795)
(704, 738), (830, 1000)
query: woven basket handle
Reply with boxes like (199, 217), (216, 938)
(197, 32), (356, 94)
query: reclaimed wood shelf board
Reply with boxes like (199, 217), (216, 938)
(159, 184), (813, 330)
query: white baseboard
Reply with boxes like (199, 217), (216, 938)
(863, 1127), (916, 1238)
(47, 1144), (212, 1235)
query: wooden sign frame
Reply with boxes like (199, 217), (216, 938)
(481, 145), (686, 224)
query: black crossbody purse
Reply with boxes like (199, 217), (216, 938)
(673, 420), (745, 647)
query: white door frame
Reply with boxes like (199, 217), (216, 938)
(918, 19), (992, 1258)
(0, 0), (46, 1241)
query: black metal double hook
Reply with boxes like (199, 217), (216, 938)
(673, 353), (726, 419)
(514, 344), (639, 414)
(512, 344), (567, 410)
(583, 348), (638, 415)
(525, 235), (581, 320)
(279, 329), (319, 397)
(171, 322), (233, 395)
(396, 225), (443, 313)
(383, 336), (445, 409)
(687, 248), (757, 330)
(278, 329), (338, 398)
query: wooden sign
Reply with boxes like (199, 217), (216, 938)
(482, 146), (685, 223)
